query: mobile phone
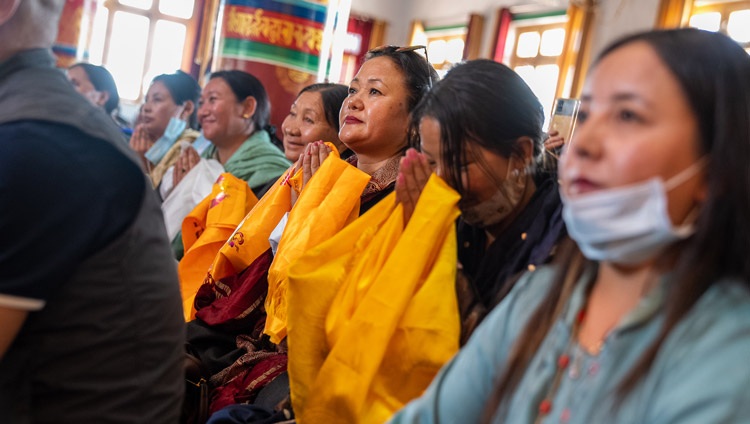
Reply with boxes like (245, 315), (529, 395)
(548, 98), (581, 145)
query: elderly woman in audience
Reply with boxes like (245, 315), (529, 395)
(281, 83), (349, 162)
(391, 28), (750, 424)
(398, 59), (566, 342)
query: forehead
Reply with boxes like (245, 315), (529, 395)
(354, 56), (406, 86)
(584, 42), (680, 103)
(147, 81), (173, 98)
(203, 77), (234, 96)
(67, 66), (89, 82)
(294, 91), (323, 112)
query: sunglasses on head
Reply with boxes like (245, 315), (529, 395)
(368, 45), (432, 88)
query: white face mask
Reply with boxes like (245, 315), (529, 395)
(145, 115), (187, 164)
(561, 160), (705, 265)
(461, 158), (527, 228)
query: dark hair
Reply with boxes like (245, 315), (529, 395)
(412, 59), (544, 197)
(208, 70), (276, 143)
(483, 28), (750, 421)
(70, 63), (120, 113)
(364, 46), (440, 148)
(152, 71), (201, 129)
(298, 83), (348, 132)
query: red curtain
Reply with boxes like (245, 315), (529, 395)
(492, 8), (513, 62)
(347, 15), (374, 71)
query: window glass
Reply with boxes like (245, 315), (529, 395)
(516, 31), (540, 58)
(427, 39), (447, 65)
(148, 20), (187, 77)
(689, 12), (721, 31)
(88, 7), (109, 65)
(727, 10), (750, 43)
(107, 12), (149, 100)
(540, 28), (565, 57)
(446, 38), (465, 64)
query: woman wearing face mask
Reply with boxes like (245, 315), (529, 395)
(398, 59), (566, 341)
(390, 28), (750, 424)
(281, 83), (349, 162)
(130, 71), (201, 188)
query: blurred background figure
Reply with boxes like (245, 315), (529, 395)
(0, 1), (184, 422)
(67, 62), (131, 135)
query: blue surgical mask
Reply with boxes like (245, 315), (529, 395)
(144, 116), (188, 164)
(561, 159), (705, 265)
(191, 131), (213, 155)
(461, 158), (527, 228)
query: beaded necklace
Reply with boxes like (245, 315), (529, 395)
(533, 307), (585, 424)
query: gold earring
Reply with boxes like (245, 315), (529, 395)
(242, 113), (250, 119)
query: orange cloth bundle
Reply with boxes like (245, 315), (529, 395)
(263, 151), (371, 344)
(286, 174), (462, 424)
(178, 173), (258, 320)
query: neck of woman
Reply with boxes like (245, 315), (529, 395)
(215, 130), (254, 165)
(484, 175), (538, 244)
(355, 148), (403, 175)
(578, 260), (660, 354)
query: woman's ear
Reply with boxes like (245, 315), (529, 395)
(514, 136), (535, 169)
(241, 97), (257, 120)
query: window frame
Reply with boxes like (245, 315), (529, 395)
(96, 0), (202, 103)
(690, 0), (750, 50)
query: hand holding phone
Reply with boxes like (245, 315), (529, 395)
(547, 98), (580, 149)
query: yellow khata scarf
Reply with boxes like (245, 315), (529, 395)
(178, 172), (259, 320)
(286, 174), (461, 424)
(263, 150), (371, 343)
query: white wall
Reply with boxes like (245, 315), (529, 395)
(350, 0), (412, 46)
(589, 0), (661, 59)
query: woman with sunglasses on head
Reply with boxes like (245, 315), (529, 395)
(391, 28), (750, 424)
(398, 59), (566, 343)
(302, 45), (438, 213)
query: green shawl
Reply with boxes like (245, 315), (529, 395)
(201, 129), (290, 191)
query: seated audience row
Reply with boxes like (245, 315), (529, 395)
(4, 1), (748, 420)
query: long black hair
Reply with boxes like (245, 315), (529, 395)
(482, 28), (750, 421)
(412, 59), (545, 198)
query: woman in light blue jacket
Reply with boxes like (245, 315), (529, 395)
(391, 27), (750, 424)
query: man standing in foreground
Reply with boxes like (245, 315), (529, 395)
(0, 1), (184, 422)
